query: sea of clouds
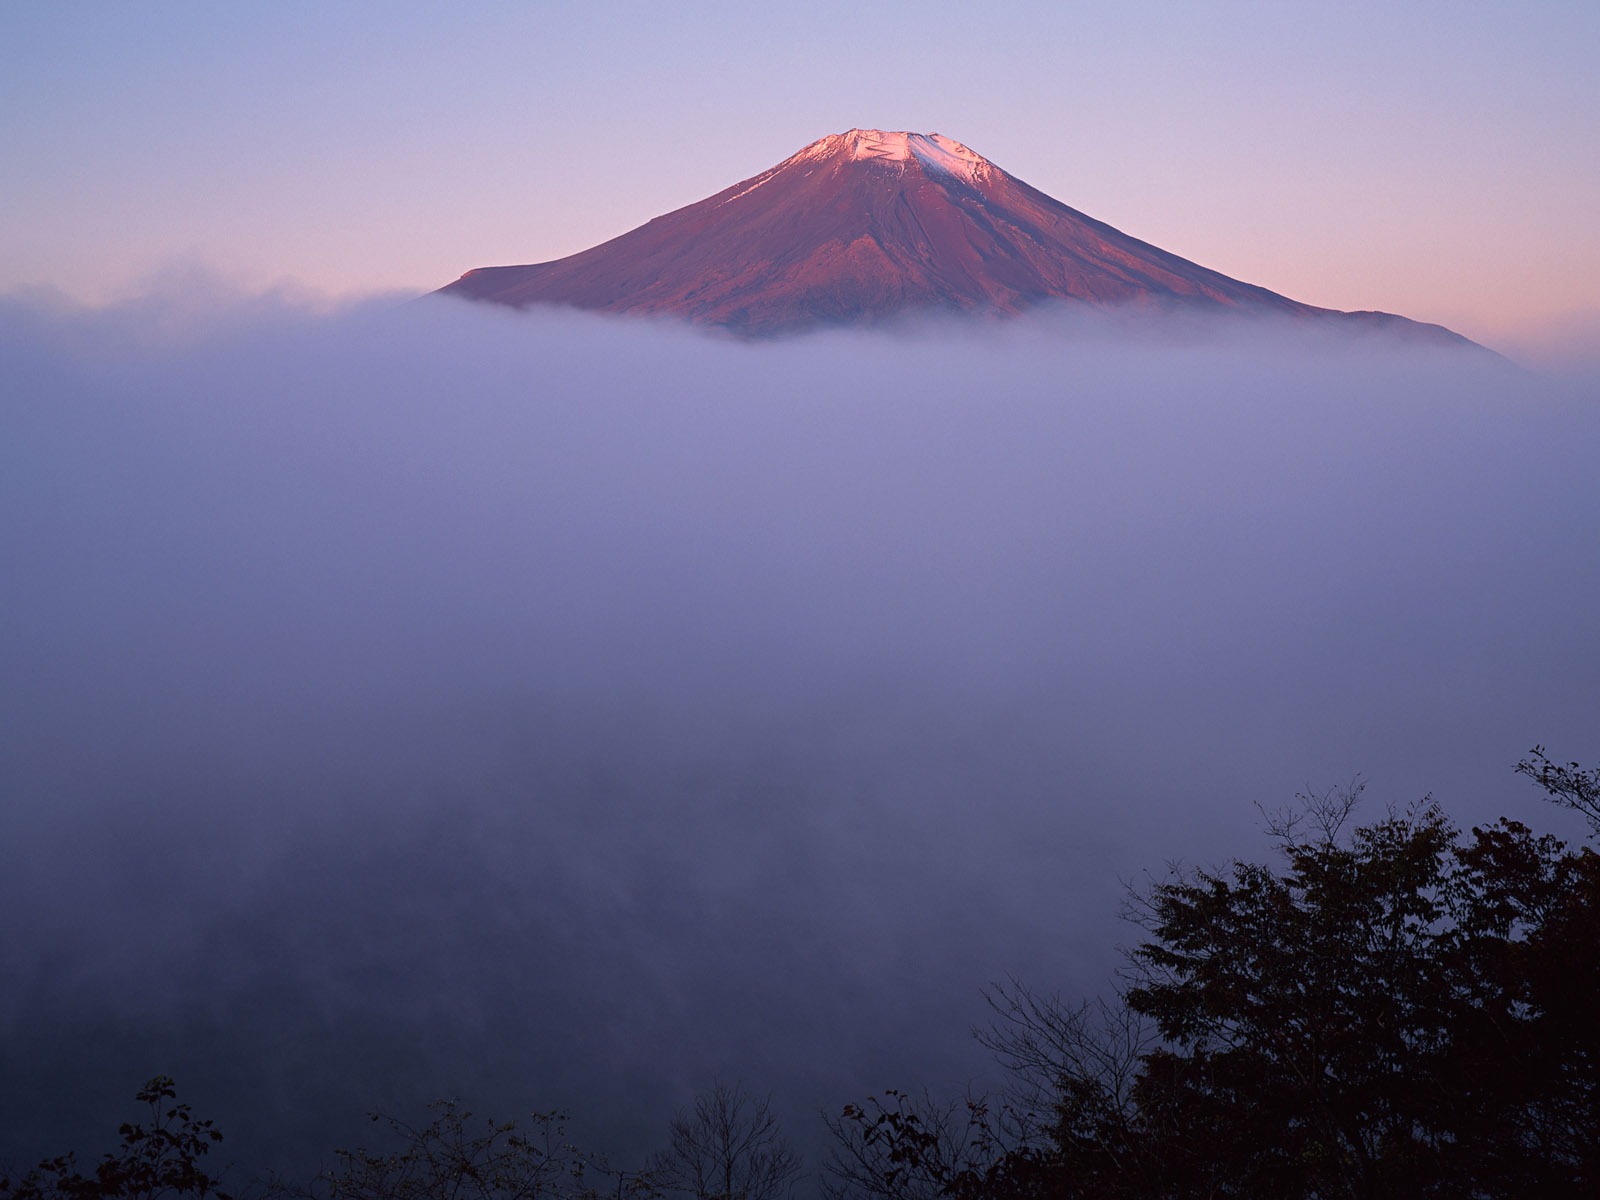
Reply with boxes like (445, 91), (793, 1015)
(2, 286), (1596, 1181)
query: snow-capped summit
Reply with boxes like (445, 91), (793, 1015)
(438, 128), (1476, 345)
(790, 130), (993, 186)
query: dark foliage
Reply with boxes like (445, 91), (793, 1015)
(1107, 768), (1600, 1199)
(822, 1090), (1014, 1200)
(1516, 745), (1600, 831)
(827, 752), (1600, 1198)
(1, 1077), (229, 1200)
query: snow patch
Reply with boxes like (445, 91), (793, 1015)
(906, 134), (992, 185)
(791, 129), (992, 186)
(716, 169), (779, 207)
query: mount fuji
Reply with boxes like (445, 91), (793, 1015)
(438, 129), (1477, 346)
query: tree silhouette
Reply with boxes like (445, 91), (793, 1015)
(828, 756), (1600, 1197)
(302, 1100), (637, 1200)
(651, 1084), (799, 1200)
(2, 1077), (229, 1200)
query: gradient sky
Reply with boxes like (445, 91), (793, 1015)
(3, 1), (1597, 354)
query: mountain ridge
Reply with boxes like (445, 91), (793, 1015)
(438, 129), (1480, 347)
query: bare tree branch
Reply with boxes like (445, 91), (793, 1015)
(651, 1083), (799, 1200)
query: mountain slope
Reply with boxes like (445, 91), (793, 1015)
(438, 129), (1476, 345)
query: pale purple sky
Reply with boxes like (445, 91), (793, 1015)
(3, 2), (1596, 356)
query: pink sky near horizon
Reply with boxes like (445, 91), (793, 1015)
(2, 2), (1596, 361)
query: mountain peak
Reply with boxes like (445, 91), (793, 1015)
(437, 129), (1480, 349)
(791, 129), (992, 185)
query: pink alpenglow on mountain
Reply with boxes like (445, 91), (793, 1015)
(439, 129), (1477, 345)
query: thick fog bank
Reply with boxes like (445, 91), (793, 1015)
(2, 292), (1596, 1179)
